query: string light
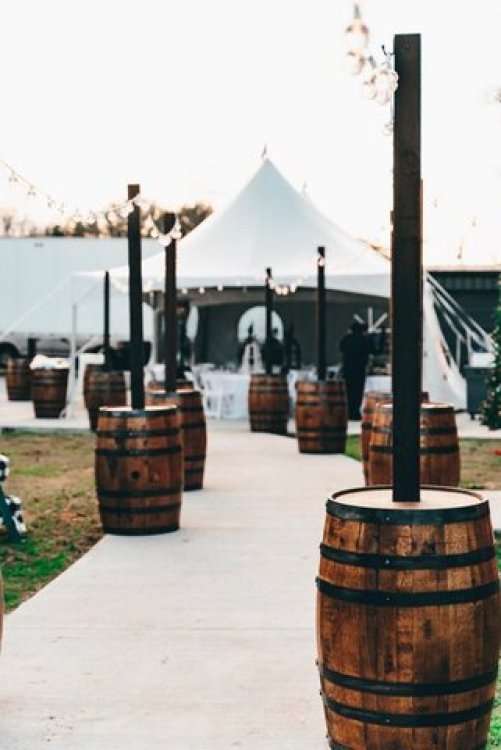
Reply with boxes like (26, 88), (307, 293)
(344, 3), (398, 128)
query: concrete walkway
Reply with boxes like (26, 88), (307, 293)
(0, 424), (367, 750)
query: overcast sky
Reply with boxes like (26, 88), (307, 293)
(1, 0), (501, 265)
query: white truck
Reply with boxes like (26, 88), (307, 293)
(0, 236), (159, 365)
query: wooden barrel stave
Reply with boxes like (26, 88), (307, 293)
(360, 391), (392, 484)
(146, 387), (207, 491)
(248, 374), (289, 434)
(317, 486), (500, 750)
(6, 358), (32, 400)
(84, 367), (127, 431)
(31, 369), (69, 418)
(369, 403), (460, 487)
(295, 380), (347, 454)
(95, 406), (183, 534)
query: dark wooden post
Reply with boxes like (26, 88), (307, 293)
(265, 267), (273, 375)
(103, 270), (110, 371)
(163, 213), (178, 393)
(316, 247), (326, 382)
(392, 34), (422, 502)
(127, 184), (145, 410)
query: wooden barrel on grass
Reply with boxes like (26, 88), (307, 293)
(95, 405), (183, 534)
(6, 358), (32, 400)
(295, 380), (347, 454)
(84, 367), (127, 431)
(31, 368), (69, 418)
(316, 486), (501, 750)
(248, 374), (289, 434)
(369, 402), (460, 487)
(146, 386), (207, 491)
(360, 391), (392, 481)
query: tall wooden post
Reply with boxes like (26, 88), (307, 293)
(103, 270), (110, 371)
(392, 34), (422, 502)
(127, 184), (145, 410)
(316, 247), (326, 382)
(265, 267), (273, 375)
(163, 213), (178, 393)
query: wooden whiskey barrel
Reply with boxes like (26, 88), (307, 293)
(369, 402), (460, 487)
(95, 405), (183, 535)
(360, 391), (392, 482)
(6, 358), (32, 400)
(317, 486), (501, 750)
(146, 386), (207, 491)
(248, 374), (289, 434)
(84, 367), (127, 431)
(31, 368), (69, 418)
(295, 380), (347, 454)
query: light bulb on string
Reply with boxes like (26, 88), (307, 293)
(26, 185), (36, 198)
(8, 171), (18, 184)
(344, 50), (366, 76)
(344, 4), (369, 54)
(362, 57), (377, 100)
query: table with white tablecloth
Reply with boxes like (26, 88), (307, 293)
(199, 369), (313, 420)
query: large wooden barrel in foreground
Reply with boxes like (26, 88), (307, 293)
(369, 402), (460, 487)
(317, 486), (500, 750)
(84, 367), (127, 431)
(360, 391), (392, 483)
(6, 358), (32, 400)
(146, 386), (207, 491)
(95, 406), (183, 535)
(248, 374), (289, 434)
(295, 380), (347, 454)
(31, 368), (69, 418)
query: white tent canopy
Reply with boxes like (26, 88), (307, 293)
(76, 158), (390, 298)
(73, 157), (477, 409)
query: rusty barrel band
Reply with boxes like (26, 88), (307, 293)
(102, 523), (179, 536)
(323, 694), (494, 728)
(99, 407), (177, 417)
(326, 497), (489, 525)
(329, 740), (486, 750)
(371, 445), (459, 455)
(182, 421), (206, 429)
(98, 502), (182, 515)
(319, 543), (495, 570)
(319, 664), (498, 697)
(184, 455), (205, 462)
(97, 487), (182, 498)
(316, 577), (499, 606)
(96, 446), (181, 458)
(372, 425), (457, 436)
(96, 428), (180, 438)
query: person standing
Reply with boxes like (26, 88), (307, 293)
(339, 320), (379, 420)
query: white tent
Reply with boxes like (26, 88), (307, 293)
(88, 158), (390, 298)
(74, 158), (473, 409)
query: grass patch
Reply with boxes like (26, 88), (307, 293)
(0, 432), (102, 612)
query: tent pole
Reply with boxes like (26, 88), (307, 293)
(163, 213), (178, 393)
(103, 270), (110, 371)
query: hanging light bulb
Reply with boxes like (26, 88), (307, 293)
(26, 185), (36, 198)
(8, 171), (18, 184)
(344, 4), (369, 54)
(362, 56), (377, 99)
(47, 198), (55, 209)
(344, 50), (366, 76)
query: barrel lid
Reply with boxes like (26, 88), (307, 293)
(99, 405), (178, 417)
(327, 486), (489, 525)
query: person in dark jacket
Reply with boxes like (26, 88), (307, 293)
(339, 320), (380, 420)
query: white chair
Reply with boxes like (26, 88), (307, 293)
(200, 372), (224, 419)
